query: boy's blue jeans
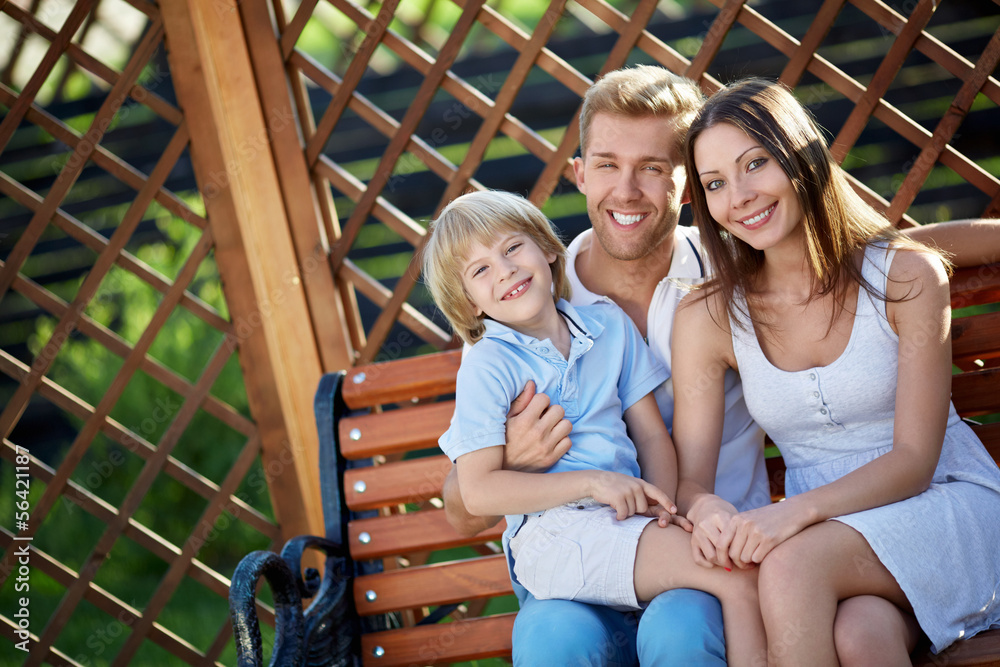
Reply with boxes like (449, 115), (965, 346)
(511, 588), (725, 666)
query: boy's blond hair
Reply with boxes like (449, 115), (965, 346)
(423, 190), (570, 345)
(579, 65), (705, 157)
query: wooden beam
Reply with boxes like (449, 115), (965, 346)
(238, 0), (356, 373)
(159, 0), (326, 542)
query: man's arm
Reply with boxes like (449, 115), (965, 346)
(443, 381), (572, 537)
(903, 218), (1000, 267)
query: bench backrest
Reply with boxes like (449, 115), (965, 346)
(324, 261), (1000, 666)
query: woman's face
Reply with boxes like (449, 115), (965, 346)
(693, 122), (804, 253)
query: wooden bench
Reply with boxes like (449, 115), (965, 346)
(229, 261), (1000, 667)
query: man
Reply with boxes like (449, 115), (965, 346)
(443, 65), (1000, 665)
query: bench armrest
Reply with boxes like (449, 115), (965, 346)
(230, 536), (353, 667)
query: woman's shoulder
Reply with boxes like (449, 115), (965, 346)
(885, 242), (950, 301)
(889, 241), (948, 284)
(673, 286), (738, 370)
(675, 285), (734, 349)
(677, 284), (730, 324)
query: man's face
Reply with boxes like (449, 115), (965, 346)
(573, 113), (687, 262)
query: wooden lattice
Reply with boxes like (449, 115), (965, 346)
(0, 1), (282, 664)
(270, 0), (1000, 364)
(1, 0), (998, 665)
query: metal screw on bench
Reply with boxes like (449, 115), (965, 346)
(350, 428), (362, 440)
(354, 480), (367, 493)
(373, 646), (385, 658)
(365, 589), (377, 602)
(353, 372), (366, 384)
(359, 532), (371, 544)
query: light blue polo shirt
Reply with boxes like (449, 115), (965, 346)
(439, 298), (668, 592)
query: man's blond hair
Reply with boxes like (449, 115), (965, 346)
(579, 65), (704, 156)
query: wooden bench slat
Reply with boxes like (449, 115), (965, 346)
(952, 311), (1000, 369)
(912, 629), (1000, 667)
(348, 509), (506, 560)
(952, 368), (1000, 418)
(971, 422), (1000, 458)
(340, 401), (454, 460)
(950, 263), (1000, 309)
(345, 455), (452, 510)
(360, 613), (516, 667)
(342, 349), (461, 409)
(353, 554), (512, 615)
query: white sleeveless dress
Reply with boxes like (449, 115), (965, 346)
(729, 242), (1000, 652)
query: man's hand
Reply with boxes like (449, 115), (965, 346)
(502, 381), (572, 472)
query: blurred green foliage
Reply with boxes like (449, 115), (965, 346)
(1, 208), (276, 665)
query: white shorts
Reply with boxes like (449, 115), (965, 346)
(508, 498), (654, 611)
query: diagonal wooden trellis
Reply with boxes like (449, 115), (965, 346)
(0, 1), (300, 664)
(262, 0), (1000, 365)
(0, 0), (997, 664)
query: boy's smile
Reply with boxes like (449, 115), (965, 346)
(501, 277), (532, 301)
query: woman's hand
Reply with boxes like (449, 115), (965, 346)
(687, 494), (740, 568)
(724, 498), (812, 567)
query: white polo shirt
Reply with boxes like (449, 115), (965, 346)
(566, 226), (770, 511)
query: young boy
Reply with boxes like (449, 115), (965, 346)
(422, 189), (765, 667)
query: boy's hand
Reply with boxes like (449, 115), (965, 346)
(588, 471), (676, 520)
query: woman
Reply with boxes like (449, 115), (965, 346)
(672, 78), (1000, 664)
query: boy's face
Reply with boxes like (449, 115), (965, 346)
(573, 112), (688, 262)
(461, 232), (558, 336)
